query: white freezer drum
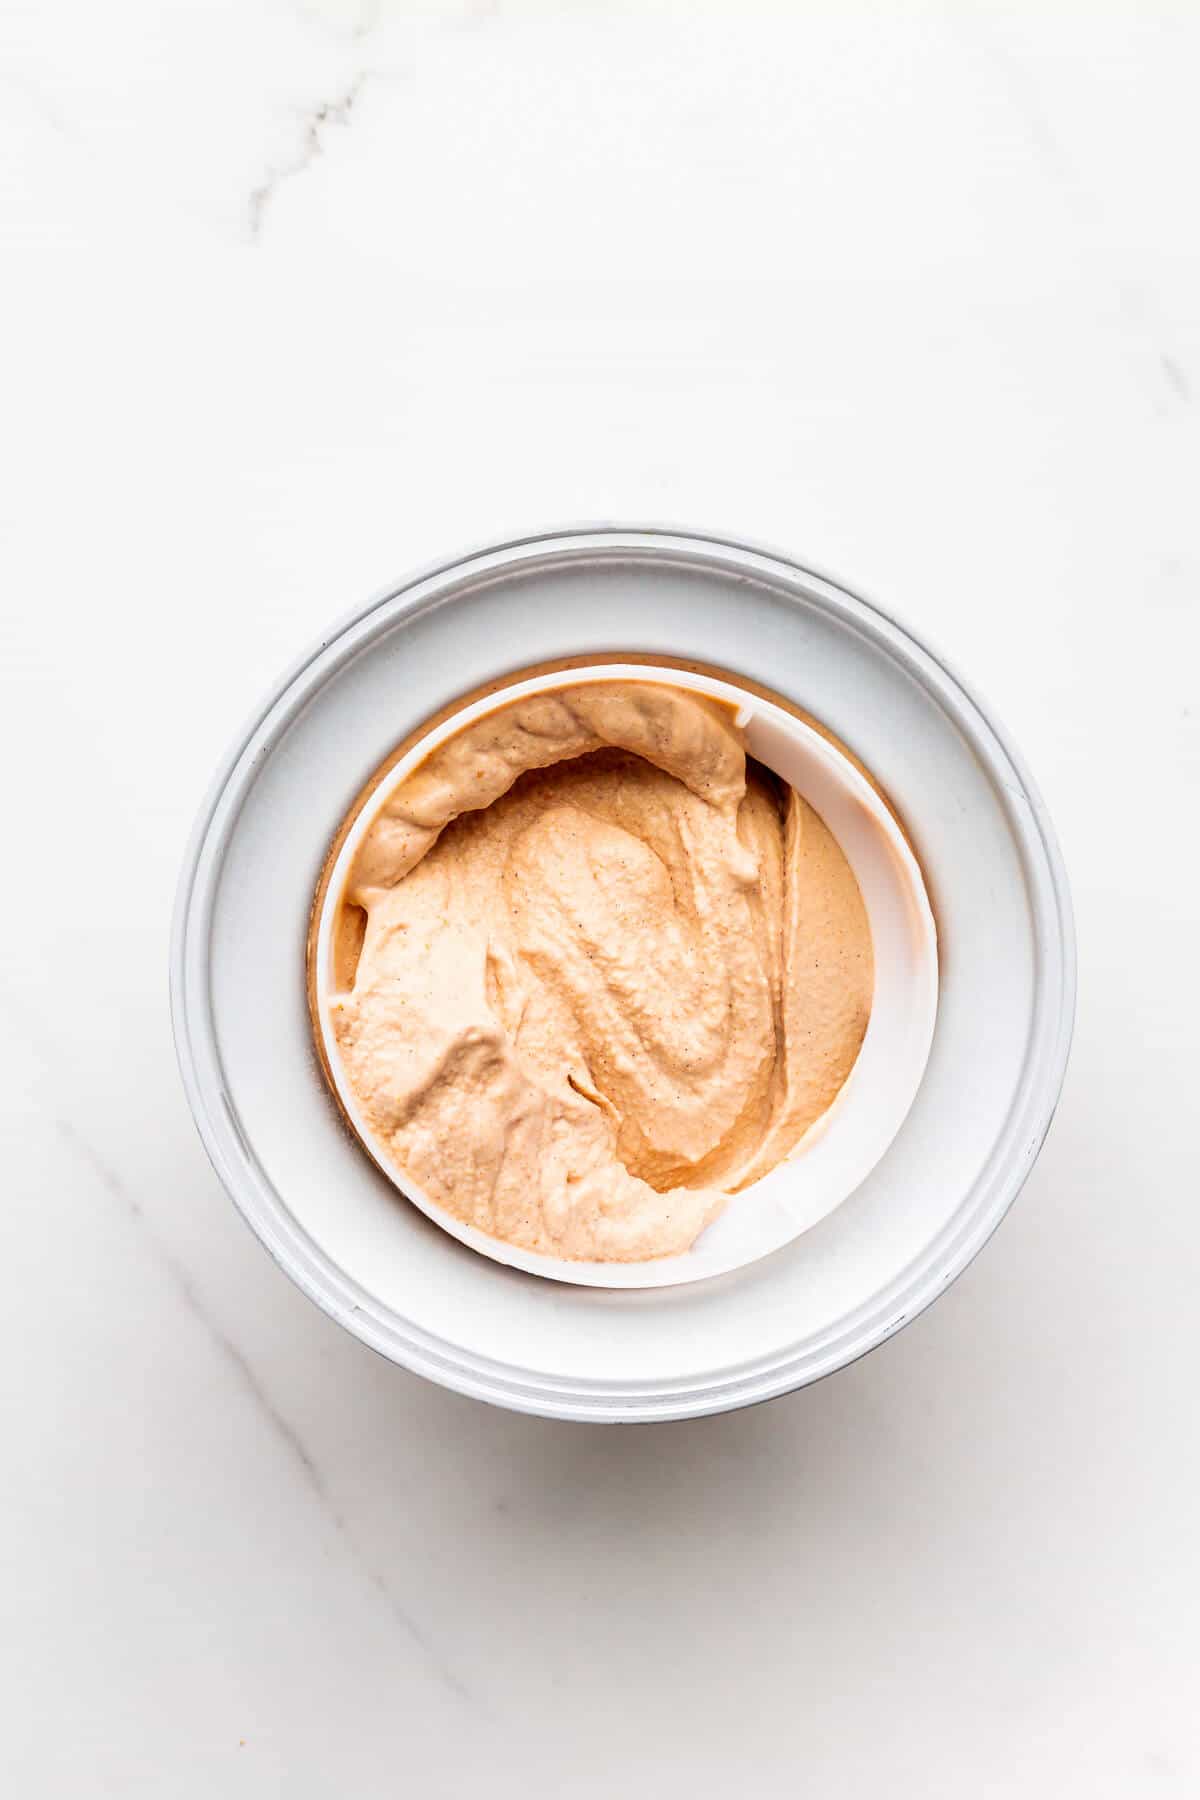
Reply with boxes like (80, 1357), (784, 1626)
(171, 527), (1075, 1422)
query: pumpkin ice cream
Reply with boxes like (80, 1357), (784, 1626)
(327, 681), (873, 1262)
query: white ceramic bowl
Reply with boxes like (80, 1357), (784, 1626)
(311, 663), (938, 1288)
(171, 527), (1075, 1421)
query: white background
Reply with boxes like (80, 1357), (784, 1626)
(2, 2), (1197, 1794)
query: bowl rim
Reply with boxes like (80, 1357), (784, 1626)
(170, 524), (1077, 1421)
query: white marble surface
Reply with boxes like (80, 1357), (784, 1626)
(2, 2), (1198, 1793)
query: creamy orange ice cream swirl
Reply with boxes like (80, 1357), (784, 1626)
(330, 682), (872, 1262)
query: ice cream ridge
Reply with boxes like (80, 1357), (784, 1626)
(329, 681), (873, 1262)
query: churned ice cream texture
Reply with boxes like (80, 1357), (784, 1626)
(329, 682), (873, 1262)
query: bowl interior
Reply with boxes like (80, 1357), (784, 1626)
(312, 664), (938, 1289)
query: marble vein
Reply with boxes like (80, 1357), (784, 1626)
(353, 0), (383, 40)
(1157, 351), (1191, 407)
(1120, 292), (1196, 413)
(0, 72), (78, 142)
(53, 1113), (473, 1704)
(248, 74), (366, 242)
